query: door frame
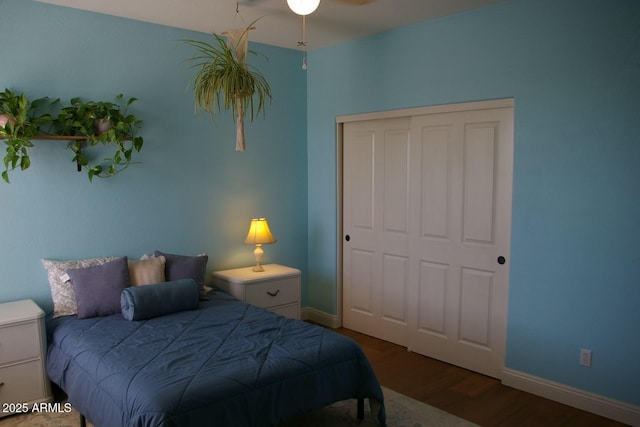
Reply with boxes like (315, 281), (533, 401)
(335, 98), (514, 329)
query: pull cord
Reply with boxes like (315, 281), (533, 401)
(298, 15), (308, 70)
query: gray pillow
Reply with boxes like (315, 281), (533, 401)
(67, 257), (130, 319)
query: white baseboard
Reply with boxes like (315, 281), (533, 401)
(502, 368), (640, 426)
(301, 307), (341, 329)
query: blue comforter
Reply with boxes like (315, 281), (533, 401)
(46, 291), (385, 426)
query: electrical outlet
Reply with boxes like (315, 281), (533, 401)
(580, 348), (592, 367)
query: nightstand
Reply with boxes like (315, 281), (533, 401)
(212, 264), (301, 319)
(0, 299), (53, 417)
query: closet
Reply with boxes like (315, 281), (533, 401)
(340, 99), (513, 378)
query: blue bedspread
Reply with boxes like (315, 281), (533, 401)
(46, 291), (386, 427)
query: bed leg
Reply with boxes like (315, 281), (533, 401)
(79, 413), (86, 427)
(357, 397), (364, 420)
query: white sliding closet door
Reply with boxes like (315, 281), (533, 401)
(407, 106), (513, 378)
(342, 117), (412, 347)
(342, 101), (513, 378)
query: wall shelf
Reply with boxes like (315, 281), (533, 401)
(1, 135), (131, 141)
(30, 135), (90, 140)
(1, 134), (87, 140)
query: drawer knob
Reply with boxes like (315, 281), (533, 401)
(0, 382), (4, 387)
(266, 290), (280, 297)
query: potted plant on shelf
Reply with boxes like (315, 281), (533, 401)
(53, 94), (144, 181)
(1, 89), (144, 183)
(183, 22), (271, 151)
(0, 89), (52, 183)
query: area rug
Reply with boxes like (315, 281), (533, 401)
(0, 387), (478, 427)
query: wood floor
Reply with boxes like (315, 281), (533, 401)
(337, 328), (627, 427)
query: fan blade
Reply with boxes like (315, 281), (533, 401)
(237, 0), (269, 5)
(331, 0), (375, 5)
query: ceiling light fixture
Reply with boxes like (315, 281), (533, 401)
(287, 0), (320, 70)
(287, 0), (320, 15)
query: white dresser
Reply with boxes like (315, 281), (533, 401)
(0, 299), (53, 417)
(212, 264), (301, 319)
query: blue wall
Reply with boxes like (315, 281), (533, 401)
(2, 0), (639, 411)
(0, 1), (308, 310)
(306, 0), (639, 407)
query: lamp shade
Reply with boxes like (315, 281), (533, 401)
(244, 218), (277, 245)
(287, 0), (320, 16)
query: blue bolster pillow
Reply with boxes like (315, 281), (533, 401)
(120, 279), (200, 321)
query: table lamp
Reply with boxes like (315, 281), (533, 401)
(244, 218), (277, 272)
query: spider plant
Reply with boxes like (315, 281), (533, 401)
(182, 23), (271, 126)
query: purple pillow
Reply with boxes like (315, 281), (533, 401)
(67, 257), (130, 319)
(154, 251), (209, 301)
(154, 251), (208, 284)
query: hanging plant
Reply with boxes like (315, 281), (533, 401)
(183, 22), (271, 151)
(53, 94), (144, 181)
(0, 89), (144, 183)
(0, 89), (52, 183)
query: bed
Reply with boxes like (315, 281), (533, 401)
(46, 288), (386, 426)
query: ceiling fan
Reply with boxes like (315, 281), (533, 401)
(333, 0), (374, 4)
(238, 0), (375, 7)
(236, 0), (375, 68)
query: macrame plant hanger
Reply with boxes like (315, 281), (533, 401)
(223, 3), (254, 151)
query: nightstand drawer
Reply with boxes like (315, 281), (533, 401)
(245, 277), (299, 309)
(213, 264), (301, 319)
(0, 360), (45, 405)
(0, 321), (39, 364)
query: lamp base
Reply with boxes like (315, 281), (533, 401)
(253, 244), (265, 272)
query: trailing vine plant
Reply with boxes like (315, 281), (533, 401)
(0, 89), (52, 183)
(54, 94), (144, 181)
(0, 89), (144, 183)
